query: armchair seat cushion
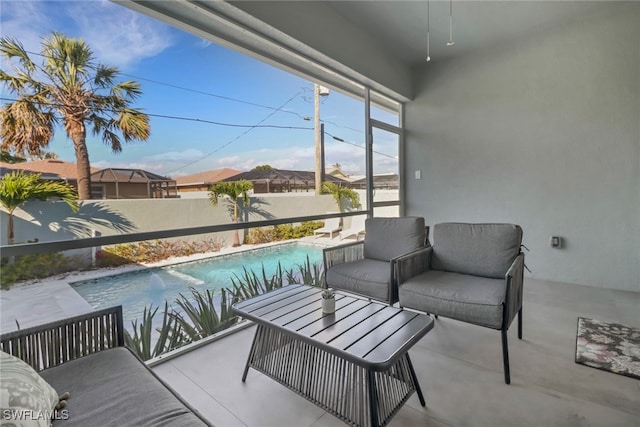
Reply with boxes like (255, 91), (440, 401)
(325, 258), (391, 302)
(399, 270), (506, 329)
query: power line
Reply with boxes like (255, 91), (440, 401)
(146, 112), (311, 130)
(163, 92), (304, 175)
(120, 74), (364, 134)
(19, 48), (364, 132)
(0, 96), (312, 131)
(13, 50), (364, 133)
(120, 72), (310, 121)
(0, 95), (394, 165)
(325, 130), (398, 160)
(4, 47), (390, 166)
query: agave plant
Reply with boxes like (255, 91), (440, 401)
(124, 258), (327, 360)
(285, 255), (325, 287)
(124, 301), (188, 361)
(169, 287), (241, 341)
(230, 263), (286, 300)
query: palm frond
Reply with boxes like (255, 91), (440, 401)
(0, 170), (78, 213)
(1, 31), (151, 190)
(0, 37), (37, 74)
(0, 101), (56, 156)
(118, 108), (151, 142)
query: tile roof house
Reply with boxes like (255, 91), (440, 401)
(0, 160), (175, 199)
(174, 168), (241, 193)
(0, 159), (98, 183)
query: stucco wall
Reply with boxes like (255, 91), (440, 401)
(405, 3), (639, 291)
(1, 194), (338, 247)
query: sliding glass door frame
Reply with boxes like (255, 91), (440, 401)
(364, 88), (404, 219)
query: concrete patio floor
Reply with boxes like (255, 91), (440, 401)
(152, 278), (640, 427)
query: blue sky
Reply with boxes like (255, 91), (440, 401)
(1, 0), (398, 177)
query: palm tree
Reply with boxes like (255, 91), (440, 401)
(322, 182), (360, 212)
(208, 180), (253, 247)
(0, 151), (25, 164)
(0, 170), (79, 244)
(0, 32), (150, 199)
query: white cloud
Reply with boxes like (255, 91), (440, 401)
(214, 146), (316, 172)
(91, 142), (391, 178)
(0, 1), (173, 70)
(91, 149), (204, 175)
(68, 1), (174, 69)
(143, 149), (204, 163)
(0, 2), (51, 53)
(211, 143), (381, 176)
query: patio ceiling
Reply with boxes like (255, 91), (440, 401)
(318, 1), (614, 65)
(117, 1), (618, 100)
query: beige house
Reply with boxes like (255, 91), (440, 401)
(174, 168), (241, 193)
(0, 159), (98, 186)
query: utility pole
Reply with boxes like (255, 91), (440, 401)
(314, 83), (329, 195)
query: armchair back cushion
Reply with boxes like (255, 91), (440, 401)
(431, 223), (522, 279)
(363, 217), (426, 262)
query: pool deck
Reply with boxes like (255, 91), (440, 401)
(0, 237), (337, 334)
(0, 277), (94, 333)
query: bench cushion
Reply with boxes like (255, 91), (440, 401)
(40, 347), (209, 426)
(363, 217), (425, 262)
(399, 270), (506, 329)
(325, 258), (390, 302)
(431, 223), (522, 279)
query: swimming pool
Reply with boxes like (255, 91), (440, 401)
(72, 242), (324, 326)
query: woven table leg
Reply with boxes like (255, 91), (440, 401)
(241, 326), (421, 427)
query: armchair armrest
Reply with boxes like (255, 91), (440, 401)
(503, 253), (525, 328)
(323, 241), (364, 275)
(0, 306), (124, 372)
(388, 246), (432, 305)
(395, 246), (433, 285)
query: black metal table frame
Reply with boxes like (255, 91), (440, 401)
(236, 288), (429, 427)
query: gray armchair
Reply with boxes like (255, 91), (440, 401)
(323, 216), (427, 305)
(396, 223), (524, 384)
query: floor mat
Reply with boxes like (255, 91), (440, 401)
(575, 317), (640, 380)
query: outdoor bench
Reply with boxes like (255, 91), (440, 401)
(0, 306), (211, 426)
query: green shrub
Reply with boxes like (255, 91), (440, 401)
(0, 238), (224, 287)
(0, 253), (80, 289)
(246, 221), (324, 244)
(97, 238), (223, 267)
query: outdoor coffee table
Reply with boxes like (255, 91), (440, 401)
(232, 284), (434, 427)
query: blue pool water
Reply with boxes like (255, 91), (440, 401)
(72, 242), (323, 325)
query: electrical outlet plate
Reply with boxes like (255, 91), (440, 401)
(550, 236), (562, 248)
